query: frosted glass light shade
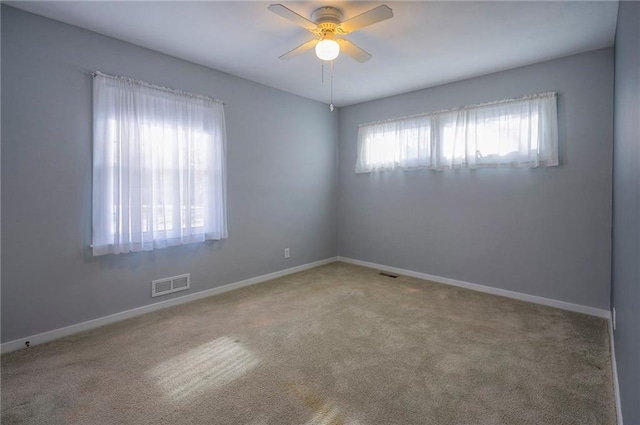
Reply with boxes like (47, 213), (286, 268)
(315, 39), (340, 61)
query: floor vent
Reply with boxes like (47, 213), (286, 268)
(379, 272), (399, 278)
(152, 274), (190, 297)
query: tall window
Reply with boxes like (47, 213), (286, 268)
(355, 92), (558, 173)
(92, 72), (227, 256)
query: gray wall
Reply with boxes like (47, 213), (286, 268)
(612, 1), (640, 423)
(338, 49), (614, 310)
(1, 6), (338, 343)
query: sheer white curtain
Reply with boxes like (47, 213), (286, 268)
(92, 72), (227, 256)
(355, 92), (558, 173)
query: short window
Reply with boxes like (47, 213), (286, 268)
(355, 92), (558, 173)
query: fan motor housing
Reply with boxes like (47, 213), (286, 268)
(311, 6), (343, 25)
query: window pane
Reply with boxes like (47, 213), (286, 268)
(355, 92), (557, 173)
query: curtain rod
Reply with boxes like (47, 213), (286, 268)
(92, 71), (224, 105)
(358, 91), (556, 127)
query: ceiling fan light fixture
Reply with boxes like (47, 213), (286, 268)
(315, 39), (340, 61)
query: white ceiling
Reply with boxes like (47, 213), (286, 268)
(6, 1), (618, 107)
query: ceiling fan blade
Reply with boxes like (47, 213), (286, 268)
(337, 39), (372, 63)
(279, 39), (319, 60)
(268, 4), (317, 31)
(339, 5), (393, 34)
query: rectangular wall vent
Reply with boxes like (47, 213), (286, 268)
(152, 273), (191, 297)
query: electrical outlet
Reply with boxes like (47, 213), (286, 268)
(613, 307), (616, 331)
(284, 248), (290, 259)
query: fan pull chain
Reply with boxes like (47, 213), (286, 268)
(321, 60), (324, 84)
(330, 60), (334, 112)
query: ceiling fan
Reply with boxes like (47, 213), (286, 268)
(268, 3), (393, 63)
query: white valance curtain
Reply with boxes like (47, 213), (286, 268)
(355, 92), (558, 173)
(92, 72), (227, 256)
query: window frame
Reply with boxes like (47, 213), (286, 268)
(355, 92), (558, 173)
(92, 72), (227, 256)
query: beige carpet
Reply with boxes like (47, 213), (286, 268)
(1, 262), (616, 424)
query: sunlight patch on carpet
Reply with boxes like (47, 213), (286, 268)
(148, 336), (259, 401)
(286, 381), (364, 425)
(304, 405), (342, 425)
(303, 405), (365, 425)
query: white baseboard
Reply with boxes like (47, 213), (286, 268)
(337, 256), (611, 319)
(609, 317), (624, 425)
(1, 257), (338, 354)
